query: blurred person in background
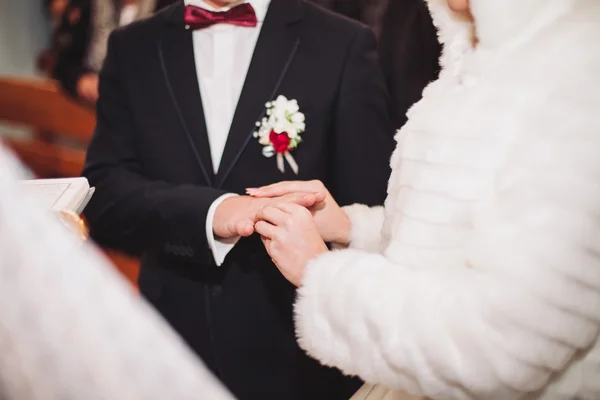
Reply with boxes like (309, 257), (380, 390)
(37, 0), (70, 75)
(311, 0), (441, 128)
(377, 0), (441, 128)
(0, 142), (233, 400)
(53, 0), (176, 104)
(43, 0), (70, 34)
(45, 0), (71, 27)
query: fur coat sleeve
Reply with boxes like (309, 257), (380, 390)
(294, 3), (600, 399)
(297, 155), (600, 399)
(342, 204), (385, 252)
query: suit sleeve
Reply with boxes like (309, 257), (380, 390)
(83, 32), (226, 263)
(328, 27), (394, 209)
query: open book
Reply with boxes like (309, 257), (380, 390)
(19, 177), (95, 215)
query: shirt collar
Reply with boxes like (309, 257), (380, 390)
(184, 0), (271, 22)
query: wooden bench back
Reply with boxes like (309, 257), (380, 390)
(0, 77), (140, 286)
(0, 78), (95, 142)
(0, 78), (95, 177)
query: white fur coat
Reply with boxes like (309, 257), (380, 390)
(294, 0), (600, 398)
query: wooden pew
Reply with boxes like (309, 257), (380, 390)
(0, 78), (92, 176)
(0, 77), (140, 287)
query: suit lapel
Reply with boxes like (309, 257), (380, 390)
(159, 1), (214, 184)
(214, 0), (303, 188)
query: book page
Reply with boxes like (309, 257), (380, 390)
(24, 182), (70, 210)
(20, 178), (91, 214)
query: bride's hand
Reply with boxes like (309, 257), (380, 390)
(247, 180), (351, 245)
(255, 201), (328, 287)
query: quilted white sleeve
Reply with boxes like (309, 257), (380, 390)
(343, 204), (385, 252)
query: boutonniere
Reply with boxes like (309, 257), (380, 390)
(253, 95), (305, 174)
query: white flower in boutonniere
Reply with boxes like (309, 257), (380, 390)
(253, 95), (305, 174)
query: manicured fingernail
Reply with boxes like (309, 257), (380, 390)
(246, 188), (257, 194)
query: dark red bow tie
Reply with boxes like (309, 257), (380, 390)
(183, 3), (257, 30)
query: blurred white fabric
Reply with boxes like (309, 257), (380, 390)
(0, 143), (234, 400)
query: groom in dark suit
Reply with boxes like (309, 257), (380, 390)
(83, 0), (393, 398)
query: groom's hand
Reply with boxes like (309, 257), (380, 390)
(213, 193), (321, 239)
(247, 180), (350, 245)
(255, 201), (329, 287)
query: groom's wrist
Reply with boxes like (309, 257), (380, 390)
(211, 194), (240, 238)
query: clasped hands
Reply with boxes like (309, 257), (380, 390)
(213, 181), (351, 287)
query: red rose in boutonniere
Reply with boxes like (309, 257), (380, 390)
(269, 130), (291, 153)
(253, 95), (305, 174)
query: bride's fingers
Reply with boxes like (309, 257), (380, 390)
(256, 205), (289, 226)
(279, 192), (320, 208)
(283, 191), (326, 204)
(268, 201), (311, 217)
(246, 181), (294, 196)
(313, 191), (327, 203)
(246, 180), (326, 198)
(255, 220), (277, 239)
(260, 235), (272, 252)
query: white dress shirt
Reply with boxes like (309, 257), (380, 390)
(184, 0), (270, 266)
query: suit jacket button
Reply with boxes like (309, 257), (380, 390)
(211, 285), (222, 296)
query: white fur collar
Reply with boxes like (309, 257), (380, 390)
(424, 0), (473, 77)
(425, 0), (579, 75)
